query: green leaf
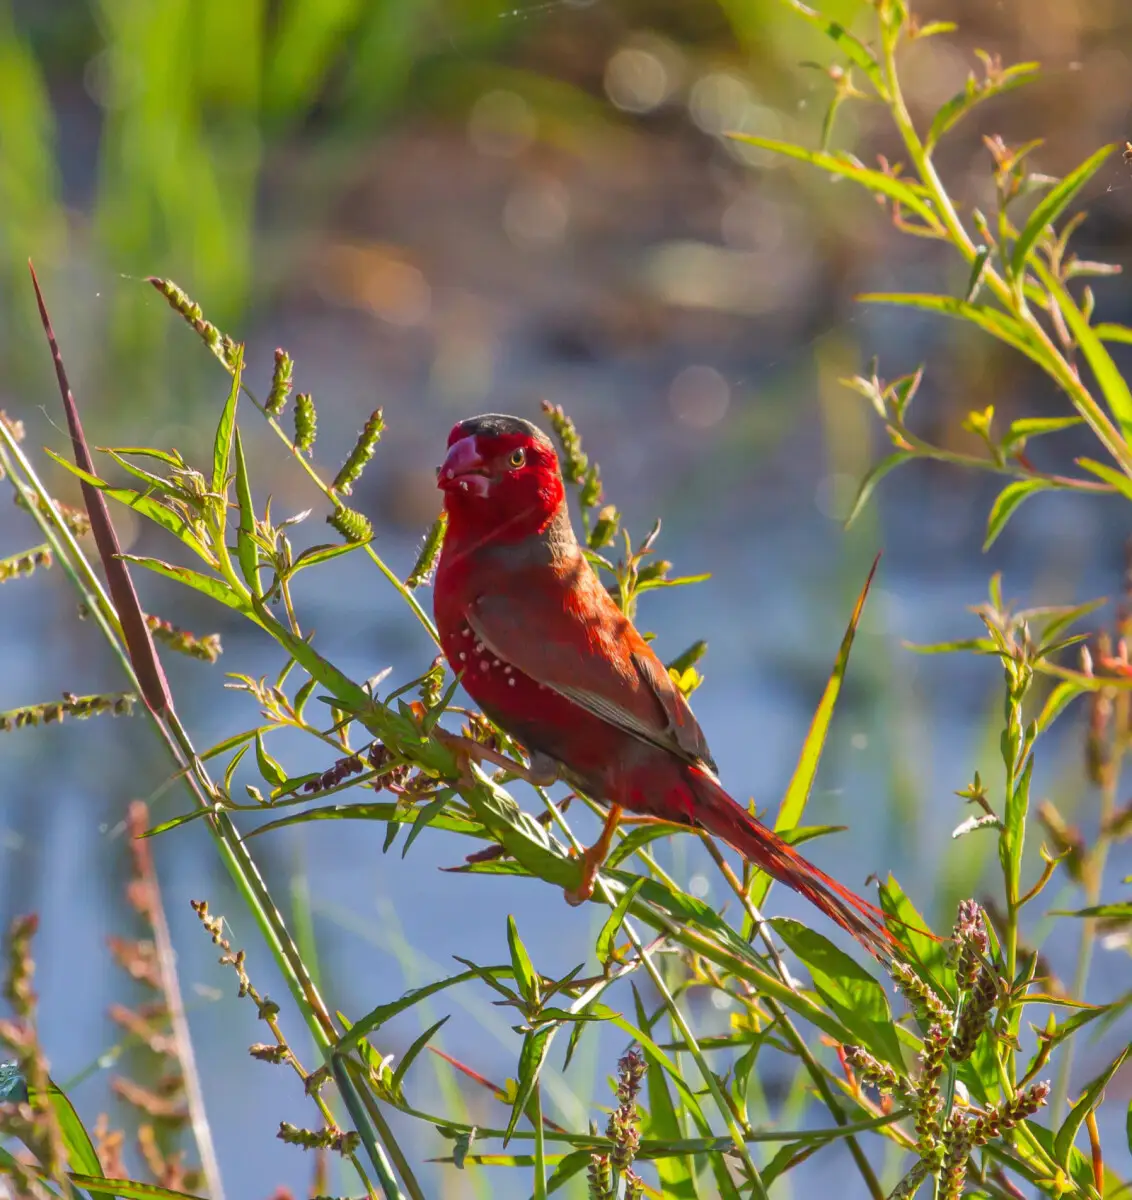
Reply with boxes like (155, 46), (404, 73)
(926, 63), (1040, 152)
(1000, 416), (1083, 453)
(390, 1015), (449, 1099)
(546, 1149), (592, 1194)
(1076, 457), (1132, 501)
(139, 808), (213, 838)
(785, 0), (884, 90)
(98, 445), (186, 469)
(43, 1082), (111, 1193)
(246, 802), (481, 842)
(605, 824), (679, 869)
(120, 556), (247, 613)
(750, 555), (877, 913)
(879, 876), (948, 980)
(772, 919), (903, 1066)
(337, 966), (511, 1051)
(102, 449), (180, 494)
(1026, 1124), (1105, 1194)
(1034, 259), (1132, 442)
(504, 1025), (555, 1145)
(1011, 144), (1115, 279)
(904, 637), (998, 655)
(856, 294), (1051, 370)
(1054, 1044), (1130, 1167)
(289, 541), (367, 573)
(726, 136), (940, 229)
(1051, 902), (1132, 919)
(984, 478), (1053, 549)
(225, 741), (251, 793)
(1037, 679), (1088, 735)
(254, 731), (286, 788)
(232, 427), (261, 596)
(400, 791), (456, 858)
(595, 877), (646, 966)
(212, 347), (242, 497)
(45, 451), (214, 562)
(1000, 753), (1035, 902)
(781, 823), (849, 848)
(963, 244), (991, 303)
(1095, 322), (1132, 344)
(70, 1179), (208, 1200)
(506, 915), (540, 1008)
(844, 452), (913, 528)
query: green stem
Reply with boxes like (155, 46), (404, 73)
(532, 1081), (548, 1200)
(244, 383), (441, 644)
(879, 22), (1132, 478)
(702, 837), (884, 1200)
(1, 428), (410, 1200)
(1053, 703), (1124, 1122)
(528, 789), (767, 1195)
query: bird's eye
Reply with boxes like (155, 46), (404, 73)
(509, 447), (526, 469)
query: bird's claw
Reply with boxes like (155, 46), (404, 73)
(561, 803), (623, 907)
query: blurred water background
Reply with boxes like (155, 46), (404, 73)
(1, 0), (1130, 1195)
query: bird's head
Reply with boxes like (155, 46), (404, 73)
(437, 414), (565, 541)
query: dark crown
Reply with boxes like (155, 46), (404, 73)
(456, 413), (551, 444)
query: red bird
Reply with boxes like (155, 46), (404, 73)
(433, 414), (894, 957)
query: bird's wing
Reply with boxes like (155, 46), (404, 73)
(466, 559), (716, 770)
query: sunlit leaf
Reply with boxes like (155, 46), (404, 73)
(1034, 259), (1132, 442)
(1053, 1044), (1130, 1168)
(785, 0), (884, 90)
(504, 1025), (555, 1145)
(390, 1015), (450, 1099)
(595, 877), (645, 966)
(120, 556), (246, 613)
(926, 62), (1039, 152)
(232, 427), (261, 595)
(338, 965), (511, 1050)
(844, 451), (913, 528)
(750, 555), (877, 912)
(773, 919), (903, 1066)
(1010, 144), (1115, 279)
(45, 452), (214, 562)
(856, 294), (1051, 370)
(212, 347), (242, 497)
(726, 136), (940, 229)
(506, 915), (540, 1008)
(984, 478), (1054, 549)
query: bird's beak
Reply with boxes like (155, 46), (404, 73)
(437, 435), (490, 497)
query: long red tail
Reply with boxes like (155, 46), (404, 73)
(688, 766), (897, 959)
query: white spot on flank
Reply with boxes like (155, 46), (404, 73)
(503, 665), (512, 675)
(492, 658), (501, 667)
(479, 661), (490, 671)
(458, 652), (466, 661)
(508, 678), (516, 686)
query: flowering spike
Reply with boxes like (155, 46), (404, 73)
(0, 546), (52, 584)
(265, 349), (294, 417)
(294, 393), (317, 455)
(326, 504), (373, 543)
(406, 514), (446, 589)
(147, 278), (241, 371)
(332, 409), (384, 495)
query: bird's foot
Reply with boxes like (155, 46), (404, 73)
(563, 804), (623, 906)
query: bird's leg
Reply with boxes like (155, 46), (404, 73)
(564, 803), (623, 906)
(435, 731), (558, 788)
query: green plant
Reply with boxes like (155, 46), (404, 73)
(2, 1), (1130, 1197)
